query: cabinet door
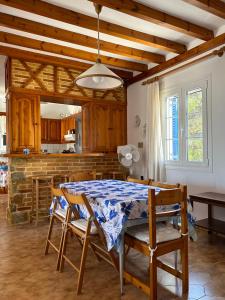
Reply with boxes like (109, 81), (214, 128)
(48, 119), (61, 143)
(109, 106), (126, 152)
(61, 119), (65, 142)
(10, 92), (40, 153)
(82, 103), (91, 152)
(41, 119), (48, 143)
(68, 116), (75, 130)
(93, 104), (109, 152)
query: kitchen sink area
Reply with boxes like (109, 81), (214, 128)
(40, 101), (82, 154)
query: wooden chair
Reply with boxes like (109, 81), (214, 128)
(149, 179), (180, 189)
(124, 186), (188, 300)
(59, 189), (118, 295)
(68, 171), (97, 182)
(127, 176), (150, 185)
(44, 187), (68, 270)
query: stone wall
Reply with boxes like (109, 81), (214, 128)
(7, 155), (125, 224)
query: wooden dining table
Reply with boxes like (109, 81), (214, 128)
(50, 179), (195, 294)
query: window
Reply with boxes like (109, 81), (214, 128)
(163, 79), (210, 168)
(165, 95), (179, 161)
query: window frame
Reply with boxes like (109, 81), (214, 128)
(161, 77), (212, 171)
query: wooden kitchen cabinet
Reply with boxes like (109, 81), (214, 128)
(82, 103), (91, 153)
(109, 106), (126, 152)
(93, 103), (109, 152)
(41, 118), (48, 143)
(41, 118), (61, 144)
(60, 115), (76, 142)
(7, 92), (40, 153)
(82, 102), (126, 153)
(48, 119), (61, 143)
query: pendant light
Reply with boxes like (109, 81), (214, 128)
(75, 4), (123, 90)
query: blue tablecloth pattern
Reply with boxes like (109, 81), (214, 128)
(50, 180), (196, 250)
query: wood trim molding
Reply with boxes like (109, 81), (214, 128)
(8, 87), (127, 106)
(0, 12), (165, 63)
(0, 31), (147, 72)
(0, 0), (186, 54)
(90, 0), (214, 41)
(128, 32), (225, 85)
(183, 0), (225, 19)
(0, 45), (133, 80)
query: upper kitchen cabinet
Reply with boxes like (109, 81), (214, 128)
(7, 92), (40, 153)
(41, 118), (61, 144)
(109, 106), (126, 152)
(82, 102), (126, 153)
(61, 115), (76, 143)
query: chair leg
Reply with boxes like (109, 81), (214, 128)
(89, 242), (102, 262)
(60, 228), (69, 272)
(44, 215), (54, 255)
(181, 238), (189, 294)
(149, 257), (157, 300)
(56, 224), (66, 271)
(77, 236), (90, 295)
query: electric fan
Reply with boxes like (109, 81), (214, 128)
(117, 144), (140, 175)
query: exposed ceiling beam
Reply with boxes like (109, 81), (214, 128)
(0, 45), (133, 80)
(128, 32), (225, 85)
(90, 0), (214, 41)
(0, 31), (148, 72)
(183, 0), (225, 19)
(0, 12), (165, 63)
(0, 0), (186, 54)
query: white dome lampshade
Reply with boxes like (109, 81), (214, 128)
(75, 60), (123, 90)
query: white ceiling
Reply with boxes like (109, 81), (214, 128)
(0, 0), (225, 96)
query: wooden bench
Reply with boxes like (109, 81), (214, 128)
(189, 192), (225, 235)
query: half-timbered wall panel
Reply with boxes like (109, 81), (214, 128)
(9, 58), (126, 102)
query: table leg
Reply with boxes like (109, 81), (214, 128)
(35, 179), (39, 226)
(119, 232), (125, 296)
(208, 204), (212, 234)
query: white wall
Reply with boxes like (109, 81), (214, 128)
(127, 54), (225, 221)
(40, 103), (81, 119)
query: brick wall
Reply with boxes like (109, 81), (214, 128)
(7, 155), (125, 224)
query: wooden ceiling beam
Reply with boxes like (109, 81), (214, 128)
(90, 0), (214, 41)
(0, 31), (147, 72)
(128, 32), (225, 85)
(183, 0), (225, 19)
(0, 12), (165, 63)
(0, 0), (186, 54)
(0, 45), (133, 80)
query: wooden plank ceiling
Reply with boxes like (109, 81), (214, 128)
(0, 0), (224, 85)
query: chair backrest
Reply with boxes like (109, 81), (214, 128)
(127, 176), (150, 185)
(51, 187), (66, 214)
(51, 187), (64, 198)
(148, 185), (188, 247)
(149, 179), (180, 189)
(62, 189), (106, 241)
(69, 171), (96, 182)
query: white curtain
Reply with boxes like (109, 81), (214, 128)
(146, 81), (165, 181)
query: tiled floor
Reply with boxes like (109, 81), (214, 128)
(0, 194), (225, 300)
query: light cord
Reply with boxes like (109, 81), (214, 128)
(97, 11), (100, 60)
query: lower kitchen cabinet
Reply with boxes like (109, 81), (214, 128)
(82, 102), (126, 153)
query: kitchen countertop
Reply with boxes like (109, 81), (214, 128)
(1, 153), (117, 158)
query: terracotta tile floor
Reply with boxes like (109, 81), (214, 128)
(0, 194), (225, 300)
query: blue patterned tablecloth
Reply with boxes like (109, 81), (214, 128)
(50, 180), (196, 250)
